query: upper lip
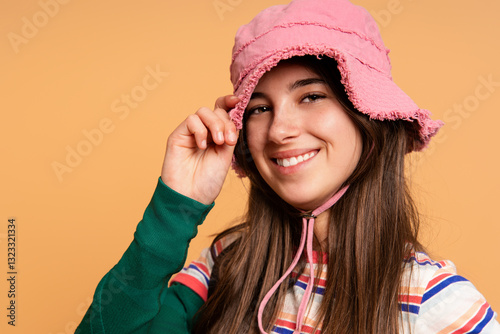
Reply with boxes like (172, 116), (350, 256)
(270, 149), (319, 160)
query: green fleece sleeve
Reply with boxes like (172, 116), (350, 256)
(75, 177), (214, 334)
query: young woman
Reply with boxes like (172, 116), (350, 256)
(76, 0), (499, 333)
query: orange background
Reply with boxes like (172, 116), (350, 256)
(1, 0), (499, 332)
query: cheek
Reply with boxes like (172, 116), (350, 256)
(341, 124), (363, 173)
(321, 113), (363, 168)
(349, 133), (363, 172)
(245, 120), (268, 159)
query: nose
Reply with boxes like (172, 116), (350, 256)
(267, 104), (301, 144)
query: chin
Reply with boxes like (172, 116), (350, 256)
(279, 195), (326, 212)
(276, 184), (343, 211)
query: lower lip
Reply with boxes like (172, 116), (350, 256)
(273, 151), (318, 175)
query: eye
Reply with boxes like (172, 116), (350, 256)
(247, 105), (271, 115)
(302, 93), (325, 103)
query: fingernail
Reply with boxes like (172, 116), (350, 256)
(228, 132), (237, 143)
(201, 140), (207, 148)
(217, 131), (224, 143)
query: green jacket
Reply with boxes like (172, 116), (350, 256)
(76, 178), (214, 333)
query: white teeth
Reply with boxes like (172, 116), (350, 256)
(276, 152), (316, 167)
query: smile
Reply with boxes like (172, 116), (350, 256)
(276, 151), (316, 167)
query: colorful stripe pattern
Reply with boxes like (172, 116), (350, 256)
(171, 241), (499, 333)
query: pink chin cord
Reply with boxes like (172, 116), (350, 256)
(257, 185), (349, 334)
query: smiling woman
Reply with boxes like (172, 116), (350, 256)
(244, 60), (362, 212)
(76, 0), (500, 333)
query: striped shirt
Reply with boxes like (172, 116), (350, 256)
(171, 238), (499, 333)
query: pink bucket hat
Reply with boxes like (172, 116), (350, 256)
(228, 0), (443, 176)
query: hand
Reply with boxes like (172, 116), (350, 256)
(161, 95), (240, 205)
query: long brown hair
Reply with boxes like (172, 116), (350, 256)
(193, 55), (423, 333)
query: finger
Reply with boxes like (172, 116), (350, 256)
(214, 95), (240, 111)
(213, 107), (238, 145)
(185, 114), (209, 149)
(214, 95), (240, 146)
(196, 107), (228, 146)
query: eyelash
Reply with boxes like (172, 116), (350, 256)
(248, 93), (326, 115)
(248, 105), (270, 115)
(302, 93), (325, 103)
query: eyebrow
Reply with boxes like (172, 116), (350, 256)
(249, 77), (327, 100)
(289, 78), (326, 91)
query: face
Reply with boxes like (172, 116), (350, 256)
(245, 62), (362, 211)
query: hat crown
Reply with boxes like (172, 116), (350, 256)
(231, 0), (389, 85)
